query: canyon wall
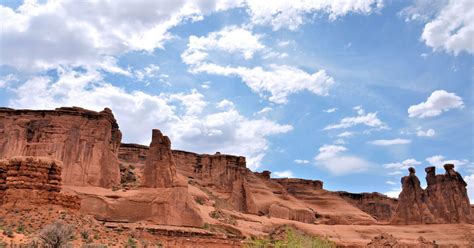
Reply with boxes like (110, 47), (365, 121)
(0, 107), (122, 187)
(337, 192), (398, 222)
(0, 156), (80, 209)
(74, 129), (203, 227)
(391, 165), (472, 224)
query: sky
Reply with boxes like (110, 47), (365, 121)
(0, 0), (473, 201)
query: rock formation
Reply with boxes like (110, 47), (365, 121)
(391, 165), (472, 224)
(118, 143), (149, 166)
(272, 178), (323, 192)
(0, 107), (122, 187)
(337, 192), (398, 222)
(142, 129), (178, 188)
(68, 129), (203, 227)
(0, 156), (80, 209)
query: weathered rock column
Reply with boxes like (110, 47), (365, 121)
(142, 129), (178, 188)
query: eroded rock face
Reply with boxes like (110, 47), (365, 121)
(391, 165), (472, 224)
(142, 129), (178, 188)
(272, 178), (323, 192)
(0, 107), (122, 187)
(173, 149), (251, 211)
(338, 192), (398, 222)
(0, 156), (80, 209)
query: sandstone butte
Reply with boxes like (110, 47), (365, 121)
(0, 106), (473, 247)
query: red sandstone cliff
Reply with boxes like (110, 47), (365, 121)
(0, 156), (80, 209)
(0, 107), (122, 187)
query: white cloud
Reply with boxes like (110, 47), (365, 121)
(277, 40), (291, 47)
(0, 0), (238, 71)
(182, 26), (264, 64)
(257, 107), (273, 115)
(314, 144), (370, 175)
(7, 67), (292, 170)
(0, 74), (19, 88)
(387, 171), (403, 176)
(169, 89), (208, 116)
(273, 170), (294, 178)
(243, 0), (384, 30)
(201, 81), (211, 89)
(353, 105), (365, 115)
(182, 26), (335, 104)
(384, 188), (401, 198)
(383, 158), (421, 170)
(465, 174), (474, 204)
(134, 64), (161, 81)
(323, 108), (337, 113)
(294, 159), (309, 164)
(386, 180), (397, 185)
(426, 155), (469, 169)
(369, 138), (411, 146)
(416, 127), (436, 137)
(408, 90), (464, 118)
(420, 0), (474, 54)
(324, 111), (387, 130)
(216, 99), (235, 110)
(337, 131), (353, 138)
(334, 139), (346, 145)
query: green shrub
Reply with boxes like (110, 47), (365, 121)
(127, 237), (137, 248)
(244, 226), (336, 248)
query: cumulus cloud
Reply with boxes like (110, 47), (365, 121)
(134, 64), (161, 81)
(408, 90), (464, 118)
(369, 138), (411, 146)
(7, 67), (292, 170)
(324, 107), (387, 130)
(0, 74), (19, 88)
(465, 174), (474, 204)
(314, 144), (371, 175)
(216, 99), (235, 110)
(243, 0), (384, 30)
(273, 170), (295, 178)
(182, 28), (335, 104)
(256, 107), (273, 115)
(0, 0), (241, 71)
(383, 159), (422, 170)
(294, 159), (310, 164)
(384, 188), (401, 198)
(416, 127), (436, 137)
(425, 155), (469, 169)
(420, 0), (474, 54)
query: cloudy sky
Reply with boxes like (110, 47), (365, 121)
(1, 0), (473, 201)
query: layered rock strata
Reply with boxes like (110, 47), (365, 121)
(0, 107), (122, 187)
(72, 129), (203, 227)
(391, 165), (472, 224)
(0, 156), (80, 209)
(337, 192), (398, 222)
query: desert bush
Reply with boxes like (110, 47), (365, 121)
(39, 220), (74, 248)
(126, 237), (137, 248)
(2, 227), (14, 238)
(245, 226), (336, 248)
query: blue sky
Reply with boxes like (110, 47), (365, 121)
(0, 0), (473, 200)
